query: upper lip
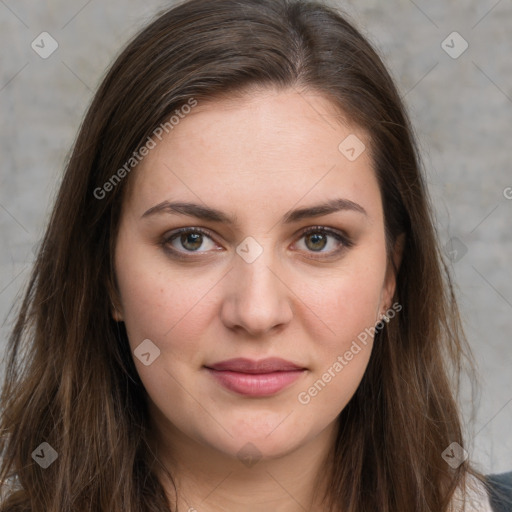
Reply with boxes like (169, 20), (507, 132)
(205, 357), (306, 374)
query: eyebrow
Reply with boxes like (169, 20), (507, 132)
(141, 198), (367, 224)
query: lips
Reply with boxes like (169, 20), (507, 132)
(204, 357), (307, 397)
(205, 357), (305, 374)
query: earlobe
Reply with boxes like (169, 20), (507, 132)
(111, 305), (124, 322)
(108, 274), (124, 322)
(392, 233), (405, 272)
(109, 291), (124, 322)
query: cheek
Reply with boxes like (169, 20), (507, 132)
(115, 240), (219, 362)
(305, 277), (379, 361)
(290, 252), (386, 411)
(295, 254), (385, 350)
(292, 285), (379, 418)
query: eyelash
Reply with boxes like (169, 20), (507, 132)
(161, 226), (354, 260)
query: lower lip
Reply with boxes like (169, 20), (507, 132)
(205, 368), (306, 397)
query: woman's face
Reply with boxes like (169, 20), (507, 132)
(113, 88), (399, 463)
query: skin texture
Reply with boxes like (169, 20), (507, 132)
(112, 88), (403, 511)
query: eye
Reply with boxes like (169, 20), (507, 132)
(294, 226), (354, 258)
(163, 227), (218, 255)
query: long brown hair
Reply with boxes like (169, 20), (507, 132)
(0, 0), (485, 510)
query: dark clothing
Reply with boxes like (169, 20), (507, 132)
(486, 472), (512, 512)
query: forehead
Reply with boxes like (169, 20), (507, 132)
(123, 88), (379, 220)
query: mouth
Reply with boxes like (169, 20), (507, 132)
(204, 357), (307, 397)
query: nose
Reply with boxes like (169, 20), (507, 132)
(220, 241), (293, 337)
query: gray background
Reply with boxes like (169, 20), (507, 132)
(0, 0), (511, 473)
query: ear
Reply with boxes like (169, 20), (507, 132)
(382, 233), (405, 309)
(111, 301), (124, 323)
(108, 281), (124, 323)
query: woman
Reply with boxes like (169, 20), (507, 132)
(0, 0), (510, 510)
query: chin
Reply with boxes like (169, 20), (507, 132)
(202, 416), (310, 461)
